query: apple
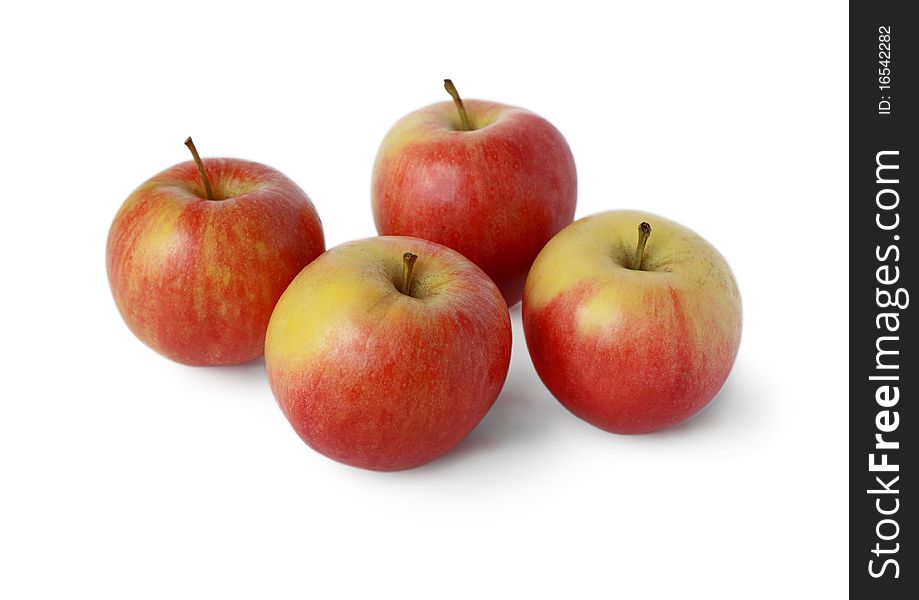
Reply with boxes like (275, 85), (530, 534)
(372, 80), (577, 307)
(522, 210), (742, 433)
(106, 138), (325, 366)
(265, 236), (512, 471)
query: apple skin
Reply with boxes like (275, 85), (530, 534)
(372, 99), (577, 307)
(522, 210), (742, 434)
(265, 236), (511, 471)
(106, 158), (324, 366)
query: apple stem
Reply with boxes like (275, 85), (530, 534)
(401, 252), (418, 296)
(443, 79), (472, 131)
(632, 222), (652, 270)
(184, 136), (216, 201)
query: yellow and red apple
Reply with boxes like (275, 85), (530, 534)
(106, 138), (324, 366)
(265, 236), (511, 471)
(523, 210), (742, 433)
(372, 80), (577, 306)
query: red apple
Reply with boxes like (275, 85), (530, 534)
(372, 80), (577, 306)
(265, 236), (511, 471)
(523, 210), (742, 433)
(106, 138), (324, 366)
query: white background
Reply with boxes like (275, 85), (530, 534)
(0, 2), (848, 598)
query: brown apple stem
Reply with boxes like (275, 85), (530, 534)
(184, 136), (216, 200)
(401, 252), (418, 296)
(443, 79), (472, 131)
(632, 222), (652, 270)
